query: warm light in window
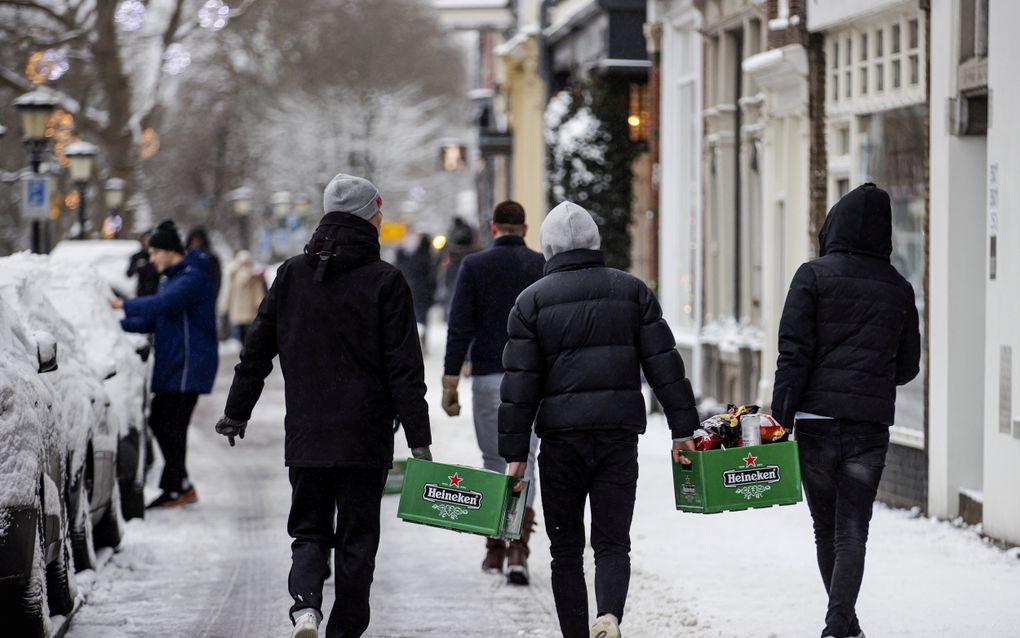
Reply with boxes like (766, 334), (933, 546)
(628, 115), (641, 128)
(432, 235), (448, 250)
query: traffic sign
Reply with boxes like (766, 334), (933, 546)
(21, 175), (52, 221)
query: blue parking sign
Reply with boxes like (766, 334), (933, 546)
(21, 176), (51, 220)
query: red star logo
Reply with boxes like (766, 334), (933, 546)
(743, 453), (757, 467)
(448, 473), (463, 487)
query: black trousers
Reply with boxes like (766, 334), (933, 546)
(797, 419), (890, 638)
(149, 392), (198, 493)
(538, 430), (639, 638)
(287, 466), (388, 638)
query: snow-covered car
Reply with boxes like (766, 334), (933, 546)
(49, 239), (142, 300)
(0, 300), (78, 635)
(44, 254), (152, 520)
(0, 255), (124, 580)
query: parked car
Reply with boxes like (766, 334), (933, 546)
(0, 300), (78, 636)
(44, 255), (151, 520)
(49, 239), (142, 300)
(0, 256), (123, 579)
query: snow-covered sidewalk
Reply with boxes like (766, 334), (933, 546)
(65, 335), (1020, 637)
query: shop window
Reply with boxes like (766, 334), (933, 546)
(861, 33), (868, 61)
(909, 55), (919, 85)
(893, 59), (902, 88)
(837, 178), (850, 197)
(628, 82), (650, 143)
(876, 63), (884, 91)
(892, 23), (901, 53)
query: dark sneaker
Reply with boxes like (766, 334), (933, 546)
(146, 491), (185, 509)
(482, 538), (505, 574)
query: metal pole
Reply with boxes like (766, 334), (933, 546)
(77, 182), (87, 240)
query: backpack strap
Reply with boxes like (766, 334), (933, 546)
(313, 236), (337, 283)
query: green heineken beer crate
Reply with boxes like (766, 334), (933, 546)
(673, 441), (803, 514)
(397, 459), (530, 541)
(384, 459), (408, 495)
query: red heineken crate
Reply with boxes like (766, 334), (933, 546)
(673, 441), (803, 514)
(397, 459), (530, 541)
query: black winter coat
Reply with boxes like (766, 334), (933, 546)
(498, 249), (700, 462)
(772, 183), (921, 430)
(224, 213), (431, 468)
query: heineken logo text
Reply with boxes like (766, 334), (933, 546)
(722, 465), (781, 488)
(422, 484), (483, 510)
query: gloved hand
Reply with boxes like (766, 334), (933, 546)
(411, 446), (433, 461)
(441, 375), (461, 417)
(215, 416), (248, 447)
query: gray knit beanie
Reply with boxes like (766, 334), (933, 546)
(322, 173), (382, 221)
(540, 201), (601, 260)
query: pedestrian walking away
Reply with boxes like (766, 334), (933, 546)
(126, 229), (160, 297)
(442, 200), (545, 584)
(396, 234), (438, 350)
(215, 173), (433, 638)
(186, 226), (223, 299)
(111, 219), (219, 509)
(224, 249), (266, 344)
(499, 201), (700, 638)
(772, 183), (921, 638)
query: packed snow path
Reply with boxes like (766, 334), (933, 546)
(66, 336), (1020, 637)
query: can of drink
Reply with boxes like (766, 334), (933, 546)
(740, 414), (762, 447)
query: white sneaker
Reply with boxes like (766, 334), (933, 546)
(291, 610), (320, 638)
(591, 613), (621, 638)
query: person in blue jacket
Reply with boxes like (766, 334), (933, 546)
(111, 220), (219, 508)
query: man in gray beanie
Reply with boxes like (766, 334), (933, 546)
(499, 201), (699, 638)
(215, 173), (432, 638)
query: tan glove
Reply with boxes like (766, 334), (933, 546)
(441, 375), (461, 417)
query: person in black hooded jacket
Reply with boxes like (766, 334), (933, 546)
(499, 201), (699, 638)
(214, 174), (432, 638)
(772, 183), (920, 638)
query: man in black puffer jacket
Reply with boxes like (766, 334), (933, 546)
(499, 201), (699, 638)
(772, 183), (920, 638)
(215, 174), (432, 638)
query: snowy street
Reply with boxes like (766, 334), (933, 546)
(63, 334), (1020, 638)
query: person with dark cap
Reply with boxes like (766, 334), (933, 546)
(213, 173), (432, 638)
(499, 201), (700, 638)
(126, 230), (160, 297)
(185, 226), (223, 298)
(772, 183), (920, 638)
(441, 199), (544, 584)
(110, 220), (219, 508)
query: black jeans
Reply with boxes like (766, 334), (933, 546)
(796, 419), (890, 638)
(149, 392), (198, 493)
(287, 466), (388, 638)
(538, 430), (639, 638)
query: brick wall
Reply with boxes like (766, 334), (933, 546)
(878, 443), (929, 510)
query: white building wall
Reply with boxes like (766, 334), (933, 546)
(656, 0), (703, 390)
(982, 0), (1020, 544)
(927, 0), (987, 520)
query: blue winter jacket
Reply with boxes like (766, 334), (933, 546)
(122, 250), (219, 395)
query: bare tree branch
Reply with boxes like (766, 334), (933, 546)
(0, 0), (75, 30)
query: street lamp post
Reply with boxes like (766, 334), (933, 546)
(104, 178), (125, 238)
(65, 141), (98, 240)
(270, 190), (292, 220)
(228, 186), (254, 249)
(14, 90), (58, 252)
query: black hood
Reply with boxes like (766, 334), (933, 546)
(819, 183), (893, 259)
(303, 212), (380, 281)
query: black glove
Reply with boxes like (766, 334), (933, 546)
(215, 416), (247, 447)
(411, 446), (432, 461)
